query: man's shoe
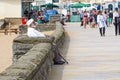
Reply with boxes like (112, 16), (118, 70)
(54, 61), (65, 65)
(64, 24), (67, 26)
(103, 34), (105, 37)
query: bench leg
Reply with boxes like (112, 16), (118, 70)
(15, 29), (18, 34)
(4, 29), (8, 35)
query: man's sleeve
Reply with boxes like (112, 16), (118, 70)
(113, 13), (115, 20)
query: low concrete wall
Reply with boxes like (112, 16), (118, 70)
(51, 22), (65, 48)
(49, 14), (61, 23)
(0, 18), (21, 31)
(13, 35), (54, 62)
(4, 18), (21, 26)
(0, 22), (65, 80)
(19, 23), (56, 35)
(0, 43), (53, 80)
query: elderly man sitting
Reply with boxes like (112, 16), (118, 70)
(26, 19), (45, 37)
(26, 19), (66, 65)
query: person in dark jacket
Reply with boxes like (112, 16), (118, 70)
(28, 9), (33, 19)
(24, 9), (28, 18)
(113, 8), (120, 36)
(108, 11), (113, 25)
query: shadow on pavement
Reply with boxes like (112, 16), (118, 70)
(48, 31), (70, 80)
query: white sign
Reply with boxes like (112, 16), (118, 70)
(22, 0), (33, 2)
(45, 0), (52, 3)
(34, 0), (46, 6)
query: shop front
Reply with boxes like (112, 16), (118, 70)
(22, 0), (34, 16)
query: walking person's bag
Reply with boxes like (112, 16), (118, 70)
(116, 13), (120, 24)
(116, 17), (120, 24)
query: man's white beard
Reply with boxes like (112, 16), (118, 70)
(31, 24), (36, 28)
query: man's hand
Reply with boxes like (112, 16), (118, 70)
(112, 19), (115, 24)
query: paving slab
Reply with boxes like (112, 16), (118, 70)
(49, 23), (120, 80)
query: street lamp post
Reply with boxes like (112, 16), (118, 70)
(52, 0), (53, 9)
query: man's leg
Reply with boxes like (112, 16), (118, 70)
(99, 28), (102, 36)
(61, 21), (64, 25)
(114, 23), (118, 36)
(52, 44), (65, 65)
(81, 18), (83, 26)
(118, 23), (120, 35)
(103, 27), (105, 36)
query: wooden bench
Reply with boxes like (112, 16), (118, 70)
(0, 18), (21, 35)
(3, 23), (19, 35)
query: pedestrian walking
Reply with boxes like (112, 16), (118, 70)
(21, 15), (27, 25)
(28, 9), (34, 19)
(113, 8), (120, 36)
(89, 10), (95, 28)
(83, 11), (88, 29)
(108, 10), (113, 25)
(80, 10), (84, 26)
(97, 11), (107, 36)
(24, 9), (28, 18)
(104, 11), (108, 27)
(93, 9), (98, 27)
(60, 14), (66, 26)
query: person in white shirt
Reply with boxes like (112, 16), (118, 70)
(113, 8), (120, 36)
(26, 19), (46, 37)
(97, 11), (107, 36)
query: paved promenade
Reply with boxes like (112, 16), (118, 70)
(49, 23), (120, 80)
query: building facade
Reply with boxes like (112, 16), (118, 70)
(0, 0), (35, 19)
(0, 0), (22, 19)
(105, 1), (120, 11)
(22, 0), (34, 15)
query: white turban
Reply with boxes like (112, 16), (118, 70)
(26, 19), (34, 26)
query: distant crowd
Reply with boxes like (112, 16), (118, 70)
(21, 8), (58, 25)
(78, 8), (120, 36)
(21, 7), (120, 37)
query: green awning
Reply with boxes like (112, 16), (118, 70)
(40, 3), (59, 8)
(69, 4), (83, 8)
(69, 2), (90, 8)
